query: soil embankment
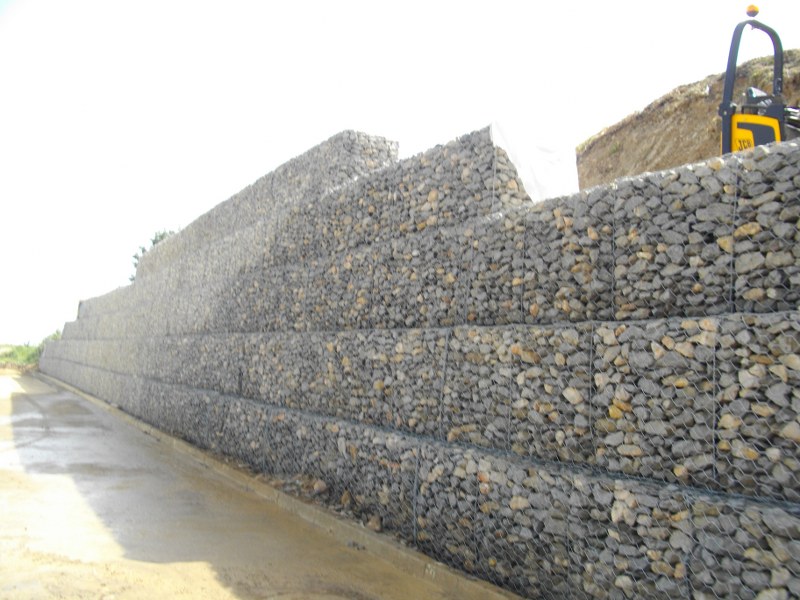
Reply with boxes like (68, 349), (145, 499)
(577, 50), (800, 189)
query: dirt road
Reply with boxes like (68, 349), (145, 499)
(0, 369), (512, 600)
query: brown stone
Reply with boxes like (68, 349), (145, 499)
(563, 387), (583, 404)
(651, 561), (673, 576)
(699, 318), (718, 332)
(366, 515), (382, 532)
(673, 562), (687, 579)
(618, 444), (643, 457)
(608, 405), (624, 420)
(719, 414), (742, 429)
(779, 421), (800, 442)
(672, 377), (690, 389)
(752, 403), (776, 418)
(780, 354), (800, 371)
(717, 235), (733, 253)
(673, 465), (688, 478)
(734, 222), (763, 237)
(509, 496), (530, 510)
(520, 349), (541, 364)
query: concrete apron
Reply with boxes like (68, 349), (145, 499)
(0, 369), (518, 600)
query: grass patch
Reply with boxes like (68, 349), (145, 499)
(0, 331), (61, 368)
(0, 344), (41, 365)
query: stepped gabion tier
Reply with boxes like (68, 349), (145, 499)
(42, 128), (800, 599)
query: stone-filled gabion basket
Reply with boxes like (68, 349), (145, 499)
(40, 131), (800, 599)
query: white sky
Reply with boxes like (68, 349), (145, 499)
(2, 0), (800, 345)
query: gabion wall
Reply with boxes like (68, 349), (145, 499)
(41, 130), (800, 599)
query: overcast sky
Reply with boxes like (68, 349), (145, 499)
(2, 0), (800, 345)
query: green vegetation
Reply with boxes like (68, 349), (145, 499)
(0, 344), (40, 365)
(130, 230), (175, 282)
(0, 330), (62, 368)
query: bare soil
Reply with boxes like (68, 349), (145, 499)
(577, 49), (800, 190)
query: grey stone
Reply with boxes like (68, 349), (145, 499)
(736, 252), (767, 273)
(762, 508), (800, 538)
(669, 530), (694, 553)
(629, 351), (654, 370)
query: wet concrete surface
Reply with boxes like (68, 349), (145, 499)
(0, 370), (513, 600)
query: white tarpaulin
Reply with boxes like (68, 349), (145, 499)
(490, 121), (579, 203)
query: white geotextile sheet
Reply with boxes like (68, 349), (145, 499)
(490, 121), (579, 203)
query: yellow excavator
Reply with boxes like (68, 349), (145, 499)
(719, 5), (800, 154)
